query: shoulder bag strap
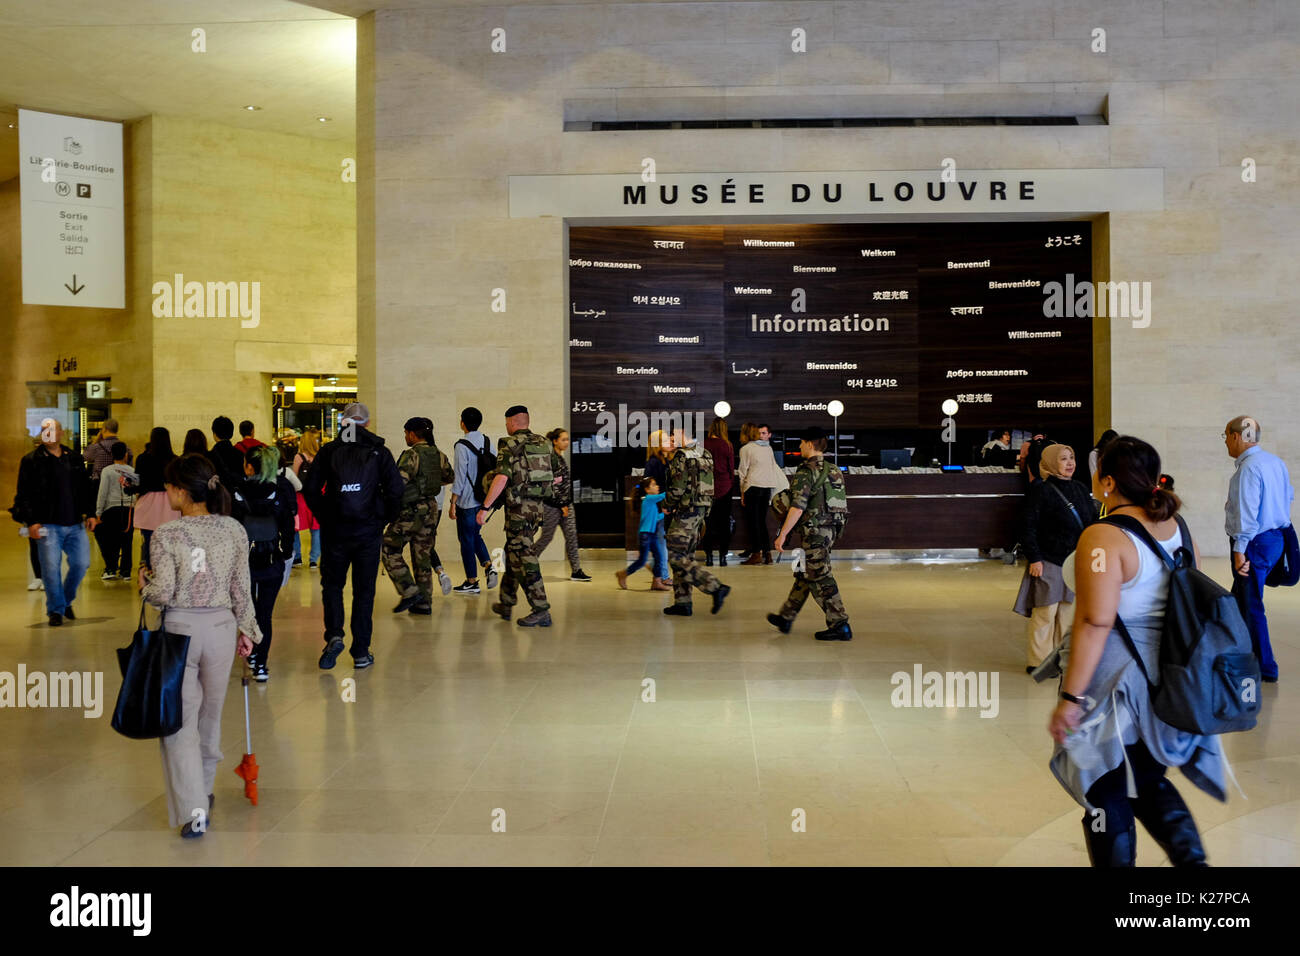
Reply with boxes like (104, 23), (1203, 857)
(1045, 480), (1084, 530)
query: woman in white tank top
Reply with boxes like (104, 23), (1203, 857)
(1048, 436), (1228, 867)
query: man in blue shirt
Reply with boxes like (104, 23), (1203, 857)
(448, 406), (499, 594)
(1224, 415), (1294, 682)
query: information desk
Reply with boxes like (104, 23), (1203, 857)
(619, 470), (1024, 552)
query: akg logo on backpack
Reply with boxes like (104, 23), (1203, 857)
(340, 483), (361, 492)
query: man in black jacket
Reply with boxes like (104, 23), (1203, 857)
(302, 403), (403, 670)
(209, 416), (245, 486)
(11, 420), (97, 626)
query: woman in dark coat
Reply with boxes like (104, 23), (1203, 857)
(1014, 443), (1095, 672)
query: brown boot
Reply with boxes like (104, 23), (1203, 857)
(615, 570), (628, 590)
(762, 551), (773, 564)
(651, 578), (672, 591)
(741, 553), (763, 566)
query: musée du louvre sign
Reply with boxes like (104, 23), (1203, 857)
(509, 168), (1163, 218)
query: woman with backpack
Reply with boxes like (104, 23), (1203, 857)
(1014, 444), (1095, 673)
(533, 428), (590, 581)
(231, 445), (297, 681)
(1047, 436), (1229, 867)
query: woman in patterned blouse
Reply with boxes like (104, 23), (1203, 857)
(137, 453), (262, 838)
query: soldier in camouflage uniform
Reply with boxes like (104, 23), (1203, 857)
(768, 426), (851, 640)
(478, 405), (558, 627)
(662, 429), (731, 616)
(383, 417), (455, 615)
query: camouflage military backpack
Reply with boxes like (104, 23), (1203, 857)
(517, 432), (556, 501)
(809, 459), (849, 531)
(683, 446), (715, 510)
(400, 443), (443, 507)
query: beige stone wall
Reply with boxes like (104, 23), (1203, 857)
(361, 0), (1300, 556)
(1, 115), (356, 498)
(147, 115), (357, 444)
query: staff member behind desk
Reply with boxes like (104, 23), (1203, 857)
(1014, 443), (1094, 673)
(138, 454), (261, 838)
(738, 422), (788, 565)
(12, 419), (97, 626)
(302, 402), (404, 670)
(1224, 415), (1294, 683)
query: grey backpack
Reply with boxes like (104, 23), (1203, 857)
(1105, 514), (1261, 735)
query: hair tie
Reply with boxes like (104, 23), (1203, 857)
(207, 474), (220, 490)
(1152, 485), (1161, 494)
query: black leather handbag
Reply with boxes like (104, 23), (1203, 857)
(110, 604), (191, 739)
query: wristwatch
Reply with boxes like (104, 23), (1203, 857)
(1059, 690), (1087, 706)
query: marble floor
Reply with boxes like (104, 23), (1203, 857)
(2, 539), (1297, 867)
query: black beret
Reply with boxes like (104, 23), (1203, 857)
(504, 405), (529, 418)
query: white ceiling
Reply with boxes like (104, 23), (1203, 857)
(0, 0), (356, 183)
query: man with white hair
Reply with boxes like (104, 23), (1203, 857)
(11, 419), (97, 626)
(1224, 415), (1294, 683)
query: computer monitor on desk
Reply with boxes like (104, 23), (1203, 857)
(880, 449), (911, 470)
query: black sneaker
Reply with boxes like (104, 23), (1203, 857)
(517, 610), (552, 627)
(767, 613), (792, 634)
(252, 663), (269, 682)
(453, 581), (480, 594)
(409, 601), (432, 615)
(101, 570), (117, 581)
(353, 653), (375, 669)
(393, 593), (421, 614)
(570, 570), (591, 582)
(309, 561), (318, 570)
(318, 636), (345, 669)
(292, 557), (303, 567)
(63, 606), (76, 621)
(711, 584), (731, 615)
(663, 603), (692, 616)
(814, 622), (853, 642)
(491, 602), (511, 621)
(47, 613), (63, 627)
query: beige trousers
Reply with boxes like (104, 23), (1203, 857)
(1027, 600), (1074, 667)
(158, 607), (239, 829)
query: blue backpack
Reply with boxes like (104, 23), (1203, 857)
(1105, 514), (1261, 735)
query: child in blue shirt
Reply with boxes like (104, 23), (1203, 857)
(616, 476), (670, 590)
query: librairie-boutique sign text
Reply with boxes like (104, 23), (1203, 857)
(510, 168), (1163, 218)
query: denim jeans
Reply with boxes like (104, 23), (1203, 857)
(456, 504), (491, 580)
(37, 523), (90, 616)
(626, 531), (665, 578)
(293, 528), (321, 563)
(653, 519), (669, 579)
(1231, 527), (1284, 680)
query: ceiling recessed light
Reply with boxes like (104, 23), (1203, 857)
(244, 105), (261, 111)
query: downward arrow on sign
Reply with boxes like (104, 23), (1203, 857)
(65, 275), (85, 295)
